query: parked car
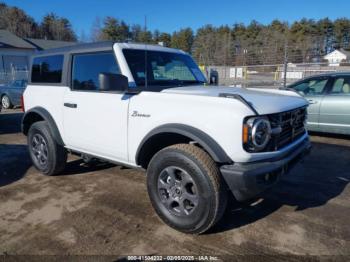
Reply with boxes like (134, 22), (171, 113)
(22, 42), (310, 234)
(0, 79), (27, 109)
(0, 85), (2, 113)
(285, 73), (350, 135)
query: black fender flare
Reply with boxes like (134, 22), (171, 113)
(136, 123), (232, 165)
(22, 107), (64, 146)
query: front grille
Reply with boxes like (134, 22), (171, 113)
(267, 107), (307, 151)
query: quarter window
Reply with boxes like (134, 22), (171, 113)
(31, 55), (64, 83)
(71, 52), (120, 91)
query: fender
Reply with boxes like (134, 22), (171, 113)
(22, 107), (64, 146)
(136, 123), (233, 165)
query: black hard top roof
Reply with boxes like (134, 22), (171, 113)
(31, 41), (184, 57)
(32, 41), (114, 56)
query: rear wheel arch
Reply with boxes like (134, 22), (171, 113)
(27, 121), (67, 175)
(1, 93), (8, 100)
(136, 124), (232, 169)
(22, 107), (64, 146)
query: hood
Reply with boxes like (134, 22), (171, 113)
(161, 85), (308, 115)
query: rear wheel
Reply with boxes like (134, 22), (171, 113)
(1, 95), (12, 109)
(147, 144), (227, 234)
(28, 121), (67, 176)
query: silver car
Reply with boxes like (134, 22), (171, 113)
(287, 73), (350, 135)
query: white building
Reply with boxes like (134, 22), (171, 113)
(323, 49), (350, 66)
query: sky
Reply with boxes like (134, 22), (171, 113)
(4, 0), (350, 38)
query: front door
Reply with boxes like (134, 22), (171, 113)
(63, 52), (129, 162)
(290, 76), (330, 131)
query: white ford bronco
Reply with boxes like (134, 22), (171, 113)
(22, 42), (310, 234)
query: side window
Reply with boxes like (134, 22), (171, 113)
(330, 77), (350, 95)
(31, 55), (64, 83)
(292, 78), (328, 95)
(71, 52), (120, 91)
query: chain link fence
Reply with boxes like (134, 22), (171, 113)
(202, 63), (350, 88)
(0, 69), (29, 86)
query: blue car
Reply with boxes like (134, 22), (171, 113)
(0, 80), (27, 109)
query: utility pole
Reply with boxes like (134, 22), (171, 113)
(283, 39), (288, 88)
(224, 32), (228, 80)
(144, 15), (148, 89)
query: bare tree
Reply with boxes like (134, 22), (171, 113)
(90, 17), (103, 42)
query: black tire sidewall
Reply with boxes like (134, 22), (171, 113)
(147, 149), (218, 233)
(28, 122), (57, 175)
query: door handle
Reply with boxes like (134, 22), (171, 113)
(64, 103), (77, 108)
(308, 99), (318, 104)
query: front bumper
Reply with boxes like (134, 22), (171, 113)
(220, 138), (311, 202)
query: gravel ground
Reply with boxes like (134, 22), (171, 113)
(0, 109), (349, 261)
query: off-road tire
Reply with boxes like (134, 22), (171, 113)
(147, 144), (227, 234)
(28, 121), (67, 176)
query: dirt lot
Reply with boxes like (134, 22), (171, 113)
(0, 109), (349, 260)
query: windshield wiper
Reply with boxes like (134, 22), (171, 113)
(170, 79), (185, 86)
(171, 79), (206, 86)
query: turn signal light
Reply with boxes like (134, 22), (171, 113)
(243, 124), (249, 143)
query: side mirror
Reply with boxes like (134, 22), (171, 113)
(99, 73), (128, 92)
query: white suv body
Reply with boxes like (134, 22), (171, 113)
(22, 42), (310, 234)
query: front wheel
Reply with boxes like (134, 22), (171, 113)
(147, 144), (227, 234)
(28, 121), (67, 176)
(1, 95), (13, 109)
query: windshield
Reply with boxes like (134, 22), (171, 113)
(123, 49), (206, 88)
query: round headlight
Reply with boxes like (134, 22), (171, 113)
(252, 118), (271, 149)
(247, 117), (271, 151)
